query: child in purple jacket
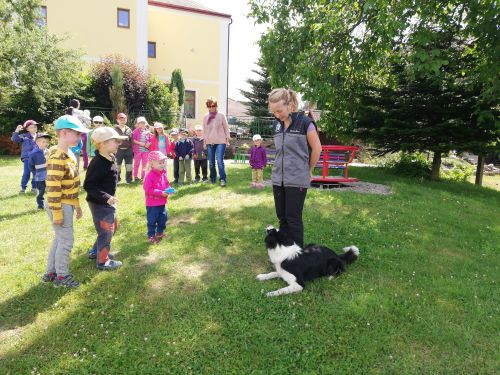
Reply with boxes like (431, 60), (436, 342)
(249, 134), (267, 189)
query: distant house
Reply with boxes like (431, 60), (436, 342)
(41, 0), (231, 127)
(227, 98), (248, 118)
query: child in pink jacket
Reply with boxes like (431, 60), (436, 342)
(132, 116), (152, 182)
(143, 151), (174, 244)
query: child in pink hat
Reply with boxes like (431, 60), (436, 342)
(143, 151), (174, 244)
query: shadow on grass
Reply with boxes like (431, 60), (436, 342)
(0, 208), (40, 221)
(1, 166), (498, 373)
(0, 214), (155, 333)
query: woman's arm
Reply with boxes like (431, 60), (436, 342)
(307, 129), (322, 176)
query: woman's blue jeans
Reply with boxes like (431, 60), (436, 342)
(206, 144), (227, 183)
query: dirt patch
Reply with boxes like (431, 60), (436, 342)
(324, 181), (392, 195)
(262, 180), (392, 195)
(168, 214), (199, 226)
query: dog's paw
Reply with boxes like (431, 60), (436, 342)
(256, 274), (267, 281)
(266, 290), (279, 297)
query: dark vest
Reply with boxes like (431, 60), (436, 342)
(271, 112), (315, 188)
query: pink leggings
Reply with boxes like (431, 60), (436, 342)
(134, 152), (149, 179)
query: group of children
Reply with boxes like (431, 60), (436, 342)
(11, 108), (269, 288)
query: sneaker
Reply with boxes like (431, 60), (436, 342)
(155, 233), (169, 242)
(30, 188), (37, 194)
(54, 274), (80, 288)
(41, 272), (56, 283)
(19, 189), (26, 195)
(148, 236), (159, 244)
(97, 259), (122, 271)
(88, 248), (114, 260)
(257, 183), (264, 189)
(38, 206), (44, 210)
(202, 179), (208, 183)
(250, 182), (256, 188)
(220, 180), (226, 187)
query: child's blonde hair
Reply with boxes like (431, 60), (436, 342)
(268, 88), (299, 112)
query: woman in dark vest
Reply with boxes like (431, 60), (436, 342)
(268, 88), (322, 247)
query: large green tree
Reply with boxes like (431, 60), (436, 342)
(356, 32), (498, 181)
(239, 59), (273, 118)
(249, 0), (499, 136)
(0, 0), (86, 132)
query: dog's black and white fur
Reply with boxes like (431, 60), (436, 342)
(256, 225), (360, 297)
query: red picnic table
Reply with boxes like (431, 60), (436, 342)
(311, 145), (360, 183)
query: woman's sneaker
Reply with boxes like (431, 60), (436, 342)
(220, 180), (226, 187)
(54, 274), (80, 288)
(148, 236), (159, 244)
(97, 259), (122, 271)
(41, 272), (56, 283)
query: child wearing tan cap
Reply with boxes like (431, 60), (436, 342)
(83, 127), (127, 271)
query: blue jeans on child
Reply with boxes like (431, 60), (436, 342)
(146, 205), (167, 238)
(36, 181), (46, 208)
(206, 144), (227, 183)
(88, 201), (116, 266)
(21, 158), (36, 191)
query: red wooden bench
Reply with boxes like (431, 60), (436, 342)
(311, 145), (359, 183)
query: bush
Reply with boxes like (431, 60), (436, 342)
(145, 76), (179, 127)
(384, 152), (432, 178)
(441, 157), (475, 182)
(90, 55), (148, 112)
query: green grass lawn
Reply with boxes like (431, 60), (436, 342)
(0, 156), (499, 374)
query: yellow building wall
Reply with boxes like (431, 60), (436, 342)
(147, 7), (220, 81)
(148, 7), (223, 124)
(43, 0), (139, 62)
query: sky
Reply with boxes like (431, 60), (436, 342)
(195, 0), (266, 102)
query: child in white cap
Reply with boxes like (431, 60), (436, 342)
(132, 116), (151, 182)
(249, 134), (267, 188)
(192, 125), (208, 182)
(86, 115), (104, 158)
(83, 127), (127, 270)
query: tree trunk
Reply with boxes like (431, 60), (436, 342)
(431, 151), (441, 180)
(475, 154), (485, 186)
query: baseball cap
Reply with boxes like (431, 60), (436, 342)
(117, 113), (127, 119)
(194, 125), (203, 131)
(36, 133), (52, 140)
(252, 134), (263, 141)
(169, 128), (179, 135)
(153, 122), (164, 129)
(91, 127), (128, 143)
(23, 119), (39, 129)
(93, 115), (104, 122)
(148, 151), (167, 162)
(54, 115), (90, 133)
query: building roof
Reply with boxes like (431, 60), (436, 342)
(228, 98), (249, 117)
(148, 0), (231, 19)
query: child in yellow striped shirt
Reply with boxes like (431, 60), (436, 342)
(42, 115), (90, 288)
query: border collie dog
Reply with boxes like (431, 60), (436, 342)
(256, 225), (360, 297)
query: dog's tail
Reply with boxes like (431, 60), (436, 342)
(339, 246), (360, 264)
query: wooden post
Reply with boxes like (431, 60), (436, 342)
(475, 154), (485, 186)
